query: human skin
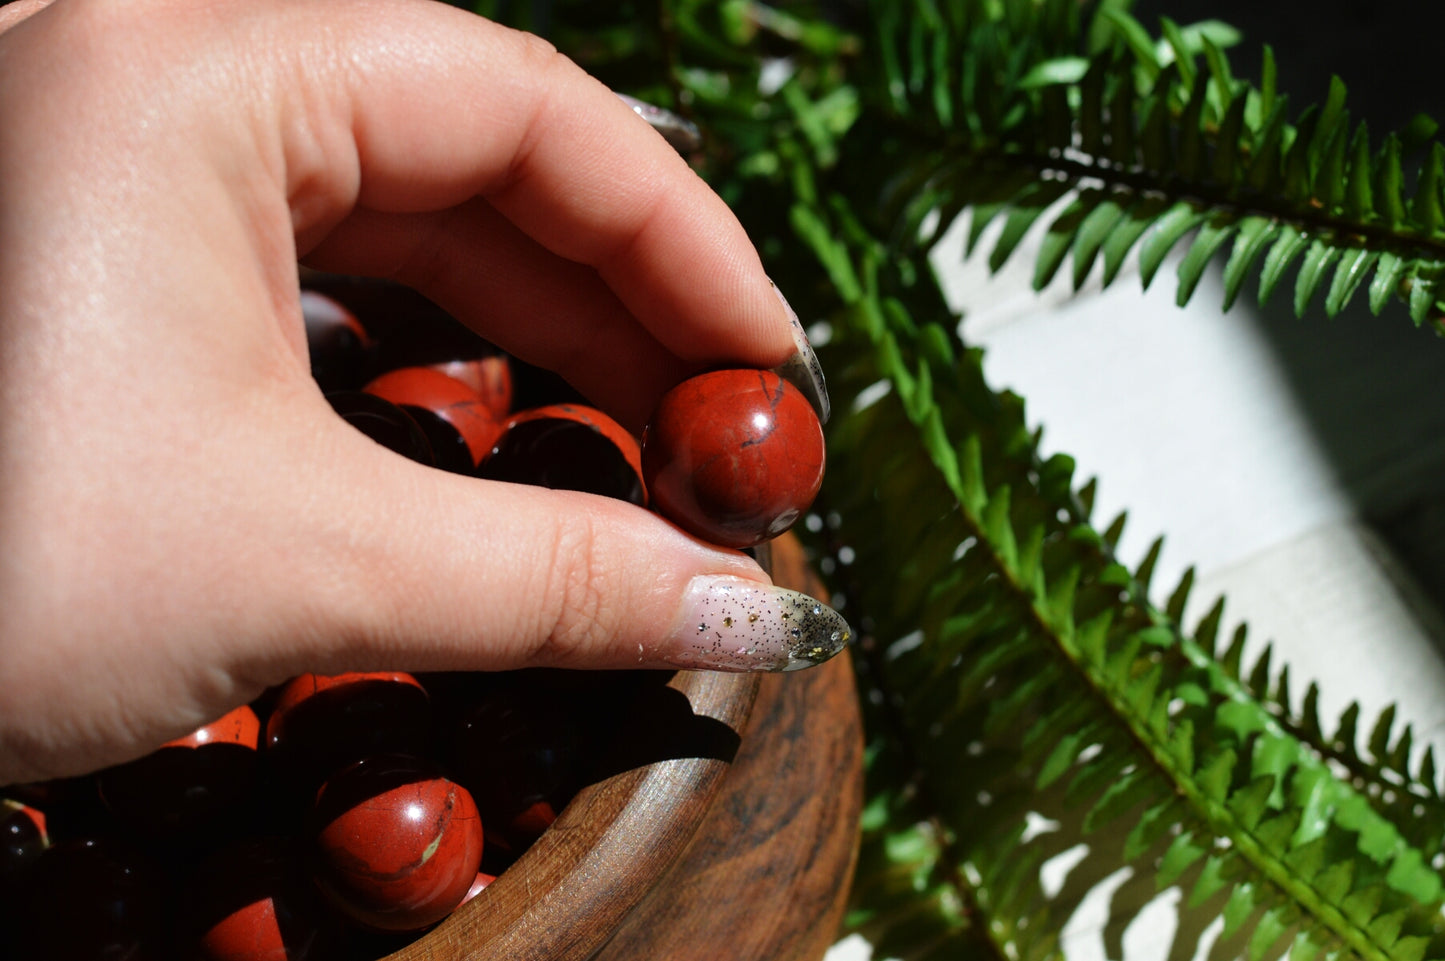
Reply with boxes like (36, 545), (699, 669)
(0, 0), (847, 785)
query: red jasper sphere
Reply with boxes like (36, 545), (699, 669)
(97, 705), (260, 836)
(642, 369), (824, 549)
(0, 799), (47, 898)
(266, 673), (432, 785)
(309, 755), (483, 933)
(429, 356), (513, 421)
(301, 290), (373, 393)
(189, 837), (341, 961)
(364, 367), (505, 471)
(478, 403), (646, 507)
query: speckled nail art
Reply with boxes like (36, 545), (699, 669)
(768, 281), (831, 425)
(666, 576), (852, 672)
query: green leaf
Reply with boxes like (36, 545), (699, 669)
(1212, 90), (1251, 187)
(1375, 134), (1407, 227)
(1246, 96), (1291, 194)
(1200, 34), (1235, 115)
(1084, 769), (1155, 833)
(1220, 217), (1279, 311)
(1071, 197), (1128, 289)
(1177, 214), (1239, 306)
(1124, 798), (1179, 861)
(1391, 937), (1430, 961)
(1313, 859), (1354, 903)
(1369, 252), (1408, 315)
(989, 181), (1071, 273)
(1230, 775), (1276, 831)
(1193, 597), (1226, 656)
(1101, 195), (1169, 287)
(1157, 831), (1207, 888)
(1138, 76), (1173, 170)
(1339, 883), (1384, 926)
(1105, 8), (1161, 80)
(1157, 17), (1195, 92)
(1175, 71), (1210, 181)
(1325, 248), (1377, 317)
(1188, 853), (1232, 907)
(1408, 265), (1442, 325)
(1247, 643), (1272, 695)
(1034, 194), (1100, 291)
(1345, 123), (1374, 222)
(1018, 57), (1090, 89)
(1037, 729), (1087, 789)
(1139, 202), (1206, 289)
(1412, 143), (1445, 234)
(1247, 904), (1295, 961)
(1369, 703), (1397, 760)
(1136, 536), (1164, 594)
(1165, 567), (1195, 624)
(1294, 239), (1342, 316)
(1221, 881), (1258, 939)
(1198, 747), (1237, 802)
(1335, 701), (1362, 754)
(1312, 114), (1350, 212)
(1258, 225), (1310, 305)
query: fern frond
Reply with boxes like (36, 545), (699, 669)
(871, 0), (1445, 328)
(798, 193), (1445, 960)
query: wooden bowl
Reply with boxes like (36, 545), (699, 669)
(388, 534), (864, 961)
(293, 275), (863, 959)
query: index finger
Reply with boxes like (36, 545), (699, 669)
(282, 0), (796, 397)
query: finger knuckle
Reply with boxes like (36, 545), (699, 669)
(534, 510), (617, 664)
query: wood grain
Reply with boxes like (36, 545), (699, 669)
(591, 534), (865, 961)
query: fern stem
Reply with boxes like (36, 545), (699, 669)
(928, 138), (1445, 270)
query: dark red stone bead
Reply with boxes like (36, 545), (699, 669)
(309, 755), (483, 933)
(429, 356), (513, 421)
(642, 369), (824, 549)
(97, 705), (260, 837)
(301, 291), (373, 393)
(325, 391), (436, 467)
(477, 403), (646, 506)
(460, 871), (496, 906)
(188, 837), (343, 961)
(0, 799), (47, 897)
(451, 685), (579, 855)
(265, 673), (432, 786)
(15, 837), (170, 961)
(364, 367), (505, 472)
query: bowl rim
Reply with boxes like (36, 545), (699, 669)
(386, 668), (761, 961)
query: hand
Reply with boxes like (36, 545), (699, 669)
(0, 0), (848, 785)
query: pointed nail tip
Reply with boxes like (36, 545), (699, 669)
(781, 605), (852, 672)
(767, 280), (831, 424)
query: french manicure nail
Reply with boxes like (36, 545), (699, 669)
(768, 281), (831, 424)
(616, 93), (703, 154)
(663, 576), (852, 672)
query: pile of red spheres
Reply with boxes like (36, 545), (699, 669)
(2, 668), (610, 960)
(306, 280), (825, 549)
(0, 276), (830, 960)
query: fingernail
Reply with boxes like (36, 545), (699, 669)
(768, 281), (831, 424)
(663, 576), (852, 672)
(616, 93), (703, 154)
